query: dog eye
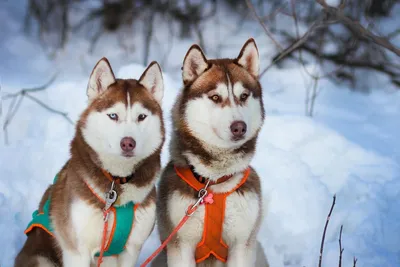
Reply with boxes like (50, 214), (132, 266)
(240, 93), (249, 101)
(107, 113), (118, 121)
(138, 114), (147, 122)
(209, 95), (220, 103)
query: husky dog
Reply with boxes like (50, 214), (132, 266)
(15, 58), (165, 267)
(155, 38), (267, 267)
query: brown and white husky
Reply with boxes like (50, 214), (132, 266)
(15, 58), (165, 267)
(155, 38), (268, 267)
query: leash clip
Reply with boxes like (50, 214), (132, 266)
(103, 181), (117, 220)
(186, 179), (212, 216)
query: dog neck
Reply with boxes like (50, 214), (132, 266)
(170, 129), (256, 181)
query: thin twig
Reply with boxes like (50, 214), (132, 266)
(307, 76), (320, 117)
(3, 95), (20, 144)
(318, 194), (336, 267)
(24, 94), (73, 124)
(338, 225), (344, 267)
(260, 2), (289, 21)
(245, 0), (284, 52)
(353, 257), (358, 267)
(388, 29), (400, 40)
(2, 75), (73, 144)
(261, 17), (327, 76)
(2, 74), (58, 99)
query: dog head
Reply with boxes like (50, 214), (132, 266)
(178, 38), (264, 150)
(78, 58), (165, 176)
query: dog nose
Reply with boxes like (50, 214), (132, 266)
(230, 121), (247, 138)
(120, 137), (136, 152)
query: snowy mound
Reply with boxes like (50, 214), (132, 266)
(1, 62), (400, 267)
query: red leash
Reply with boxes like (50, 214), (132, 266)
(139, 205), (197, 267)
(140, 203), (200, 267)
(140, 179), (214, 267)
(97, 209), (111, 267)
(97, 180), (117, 267)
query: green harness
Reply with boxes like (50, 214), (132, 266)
(25, 175), (136, 257)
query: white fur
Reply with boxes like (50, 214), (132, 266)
(166, 170), (261, 267)
(182, 46), (208, 84)
(55, 190), (156, 267)
(139, 62), (164, 105)
(184, 81), (263, 150)
(82, 102), (163, 177)
(118, 176), (157, 205)
(121, 201), (156, 266)
(184, 151), (253, 181)
(214, 83), (230, 100)
(237, 40), (259, 77)
(36, 256), (56, 267)
(87, 58), (116, 101)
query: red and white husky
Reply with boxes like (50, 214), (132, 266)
(15, 58), (165, 267)
(155, 38), (268, 267)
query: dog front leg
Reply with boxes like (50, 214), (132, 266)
(118, 245), (141, 267)
(227, 242), (256, 267)
(62, 249), (91, 267)
(167, 243), (196, 267)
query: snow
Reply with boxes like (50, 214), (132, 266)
(1, 1), (400, 267)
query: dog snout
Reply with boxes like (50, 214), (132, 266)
(230, 121), (247, 139)
(120, 137), (136, 152)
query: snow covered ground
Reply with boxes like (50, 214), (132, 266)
(1, 1), (400, 267)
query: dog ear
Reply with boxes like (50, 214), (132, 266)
(139, 61), (164, 105)
(236, 38), (259, 78)
(87, 57), (116, 101)
(182, 45), (209, 86)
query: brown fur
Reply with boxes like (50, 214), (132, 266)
(15, 70), (164, 265)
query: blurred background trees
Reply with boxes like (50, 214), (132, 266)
(22, 0), (400, 91)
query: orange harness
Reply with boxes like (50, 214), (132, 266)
(175, 166), (250, 263)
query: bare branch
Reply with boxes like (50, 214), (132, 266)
(256, 0), (399, 86)
(261, 17), (327, 76)
(388, 29), (400, 40)
(338, 225), (344, 267)
(315, 0), (328, 8)
(2, 95), (23, 145)
(318, 195), (336, 267)
(316, 1), (400, 57)
(306, 75), (321, 117)
(2, 74), (58, 100)
(24, 94), (73, 124)
(260, 2), (289, 22)
(300, 43), (400, 81)
(245, 0), (284, 52)
(2, 75), (73, 144)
